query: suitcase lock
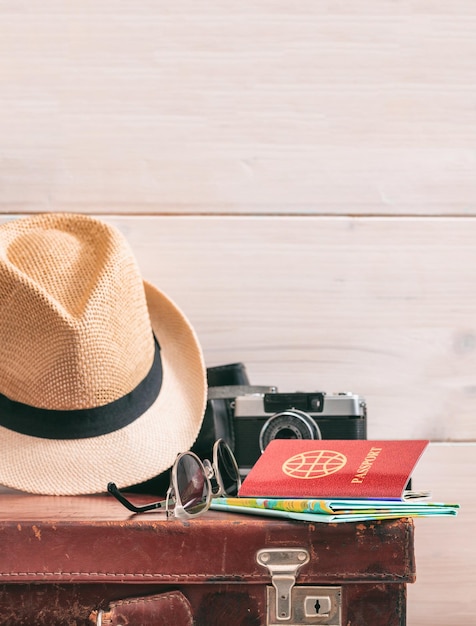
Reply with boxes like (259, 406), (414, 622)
(257, 548), (342, 626)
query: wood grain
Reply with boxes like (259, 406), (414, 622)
(408, 443), (475, 625)
(1, 3), (475, 215)
(2, 212), (474, 441)
(95, 214), (476, 443)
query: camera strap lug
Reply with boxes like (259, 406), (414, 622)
(257, 548), (310, 621)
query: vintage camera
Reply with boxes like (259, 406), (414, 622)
(199, 364), (367, 477)
(231, 389), (367, 475)
(130, 361), (367, 494)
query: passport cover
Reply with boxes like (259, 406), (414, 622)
(238, 439), (429, 500)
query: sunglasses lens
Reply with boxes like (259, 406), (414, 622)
(216, 441), (241, 496)
(176, 453), (209, 516)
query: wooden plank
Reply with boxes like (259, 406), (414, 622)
(2, 212), (475, 441)
(408, 443), (475, 624)
(1, 3), (476, 214)
(104, 214), (476, 442)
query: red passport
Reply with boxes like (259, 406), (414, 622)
(238, 439), (429, 500)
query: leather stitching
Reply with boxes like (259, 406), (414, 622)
(0, 571), (404, 579)
(101, 592), (193, 625)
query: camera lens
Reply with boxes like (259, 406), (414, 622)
(259, 409), (322, 453)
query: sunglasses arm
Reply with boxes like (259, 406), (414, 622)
(107, 482), (165, 514)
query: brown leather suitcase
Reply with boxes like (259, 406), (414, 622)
(0, 491), (415, 626)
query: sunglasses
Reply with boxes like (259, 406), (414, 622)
(107, 439), (241, 520)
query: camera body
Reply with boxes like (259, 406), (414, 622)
(233, 390), (367, 474)
(209, 387), (367, 475)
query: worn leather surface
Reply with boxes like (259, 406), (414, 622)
(0, 493), (415, 584)
(89, 590), (193, 626)
(0, 492), (415, 625)
(0, 582), (408, 626)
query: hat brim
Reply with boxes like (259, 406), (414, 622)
(0, 281), (207, 495)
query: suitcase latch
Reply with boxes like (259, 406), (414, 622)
(257, 548), (309, 621)
(257, 548), (342, 625)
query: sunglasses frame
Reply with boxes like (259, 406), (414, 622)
(166, 449), (212, 519)
(210, 437), (242, 497)
(107, 439), (240, 519)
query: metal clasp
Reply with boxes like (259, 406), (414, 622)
(257, 548), (310, 621)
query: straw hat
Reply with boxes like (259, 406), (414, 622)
(0, 213), (207, 495)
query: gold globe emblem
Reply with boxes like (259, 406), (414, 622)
(282, 450), (347, 479)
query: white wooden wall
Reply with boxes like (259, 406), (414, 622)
(1, 3), (475, 624)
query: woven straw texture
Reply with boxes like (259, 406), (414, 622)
(0, 214), (206, 495)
